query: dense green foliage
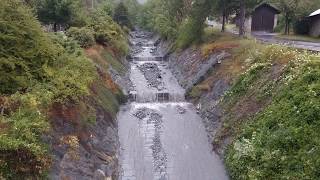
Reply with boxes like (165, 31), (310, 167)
(137, 0), (179, 39)
(176, 0), (215, 48)
(113, 2), (132, 29)
(137, 0), (217, 46)
(36, 0), (87, 31)
(122, 0), (140, 25)
(67, 27), (95, 48)
(89, 9), (129, 55)
(0, 0), (59, 94)
(225, 47), (320, 179)
(0, 0), (128, 178)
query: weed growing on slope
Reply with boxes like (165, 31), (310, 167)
(225, 48), (320, 179)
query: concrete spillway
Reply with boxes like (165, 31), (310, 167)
(117, 31), (228, 180)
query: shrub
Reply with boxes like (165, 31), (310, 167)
(176, 18), (202, 49)
(89, 10), (129, 56)
(0, 93), (51, 179)
(47, 33), (97, 102)
(67, 27), (95, 48)
(0, 1), (97, 178)
(0, 0), (59, 94)
(187, 86), (202, 99)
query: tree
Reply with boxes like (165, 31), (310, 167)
(113, 2), (132, 29)
(239, 0), (245, 36)
(276, 0), (298, 34)
(176, 0), (215, 48)
(269, 0), (318, 35)
(212, 0), (262, 35)
(123, 0), (140, 24)
(212, 0), (234, 32)
(36, 0), (85, 31)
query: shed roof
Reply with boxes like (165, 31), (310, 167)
(254, 3), (281, 14)
(309, 9), (320, 17)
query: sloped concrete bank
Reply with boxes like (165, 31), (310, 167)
(49, 100), (120, 180)
(156, 39), (233, 156)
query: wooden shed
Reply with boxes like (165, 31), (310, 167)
(251, 3), (280, 32)
(309, 9), (320, 37)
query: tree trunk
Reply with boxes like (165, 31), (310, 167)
(221, 0), (226, 32)
(53, 23), (57, 32)
(287, 20), (290, 35)
(284, 14), (289, 35)
(222, 13), (226, 32)
(239, 0), (245, 37)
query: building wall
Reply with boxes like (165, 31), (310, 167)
(245, 17), (252, 33)
(310, 17), (320, 37)
(251, 6), (277, 32)
(274, 14), (278, 29)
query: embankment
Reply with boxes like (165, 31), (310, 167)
(49, 45), (130, 180)
(158, 29), (320, 179)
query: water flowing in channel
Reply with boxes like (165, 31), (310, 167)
(117, 31), (228, 180)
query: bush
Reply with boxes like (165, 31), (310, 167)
(0, 0), (59, 94)
(0, 1), (97, 178)
(89, 10), (129, 55)
(176, 18), (202, 49)
(67, 27), (95, 48)
(47, 33), (97, 102)
(0, 93), (51, 179)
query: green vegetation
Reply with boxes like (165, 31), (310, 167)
(36, 0), (87, 31)
(137, 0), (214, 48)
(101, 50), (126, 75)
(186, 27), (320, 179)
(1, 0), (58, 94)
(207, 41), (320, 179)
(0, 0), (128, 178)
(226, 52), (320, 179)
(67, 27), (95, 48)
(89, 9), (129, 55)
(268, 0), (318, 35)
(0, 0), (96, 177)
(113, 2), (132, 29)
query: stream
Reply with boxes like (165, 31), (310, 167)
(117, 31), (228, 180)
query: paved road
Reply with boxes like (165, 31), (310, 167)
(252, 32), (320, 52)
(223, 25), (320, 52)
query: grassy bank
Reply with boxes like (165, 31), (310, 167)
(187, 28), (320, 179)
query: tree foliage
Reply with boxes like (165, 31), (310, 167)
(67, 27), (96, 48)
(0, 0), (99, 178)
(0, 0), (59, 94)
(267, 0), (318, 34)
(36, 0), (87, 31)
(113, 2), (132, 29)
(89, 9), (129, 55)
(137, 0), (215, 48)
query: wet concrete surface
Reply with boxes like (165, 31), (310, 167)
(118, 31), (228, 180)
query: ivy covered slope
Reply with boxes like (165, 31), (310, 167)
(0, 0), (127, 179)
